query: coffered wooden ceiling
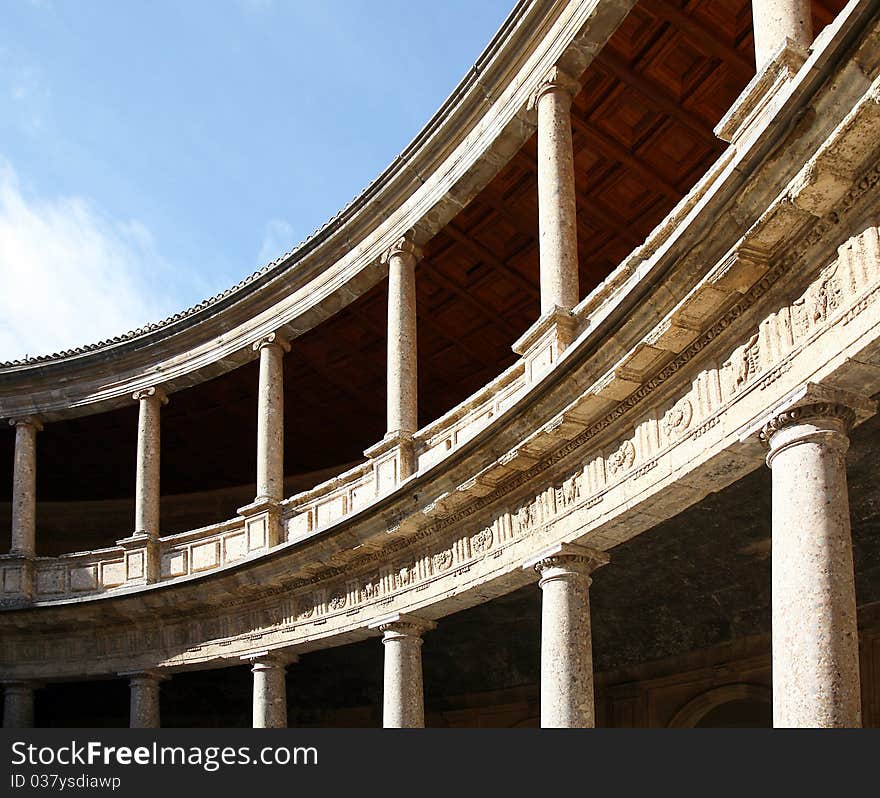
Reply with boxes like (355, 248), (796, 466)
(0, 0), (846, 522)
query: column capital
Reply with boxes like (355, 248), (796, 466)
(381, 231), (423, 266)
(8, 416), (43, 432)
(369, 612), (436, 638)
(252, 331), (291, 354)
(522, 542), (609, 581)
(741, 382), (876, 443)
(528, 65), (580, 110)
(118, 669), (169, 684)
(131, 386), (169, 405)
(240, 650), (298, 669)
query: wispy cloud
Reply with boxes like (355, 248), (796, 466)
(257, 218), (296, 266)
(0, 157), (182, 361)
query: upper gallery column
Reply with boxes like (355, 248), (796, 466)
(9, 417), (41, 559)
(132, 387), (167, 581)
(752, 0), (812, 71)
(369, 613), (435, 728)
(523, 543), (609, 728)
(533, 66), (580, 317)
(8, 416), (42, 601)
(762, 395), (868, 727)
(385, 233), (422, 479)
(253, 331), (291, 504)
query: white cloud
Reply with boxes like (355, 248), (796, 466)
(0, 157), (183, 361)
(257, 218), (296, 266)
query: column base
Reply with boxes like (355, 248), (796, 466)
(0, 554), (35, 606)
(364, 431), (416, 491)
(512, 308), (578, 385)
(715, 38), (808, 146)
(237, 498), (284, 548)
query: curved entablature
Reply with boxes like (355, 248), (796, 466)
(1, 0), (878, 734)
(0, 0), (632, 421)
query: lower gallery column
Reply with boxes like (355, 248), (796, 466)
(763, 400), (863, 727)
(243, 652), (295, 728)
(123, 671), (167, 729)
(2, 681), (38, 728)
(369, 614), (436, 728)
(523, 543), (609, 728)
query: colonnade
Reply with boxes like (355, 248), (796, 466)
(2, 2), (863, 730)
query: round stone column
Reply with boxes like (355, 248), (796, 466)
(125, 671), (166, 729)
(752, 0), (812, 71)
(763, 402), (861, 727)
(253, 332), (290, 503)
(385, 234), (421, 441)
(244, 652), (294, 728)
(533, 66), (580, 316)
(524, 543), (609, 728)
(370, 614), (435, 728)
(132, 388), (167, 541)
(2, 681), (37, 728)
(9, 417), (42, 558)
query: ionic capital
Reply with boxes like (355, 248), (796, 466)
(369, 612), (436, 640)
(240, 650), (298, 670)
(119, 669), (169, 684)
(132, 386), (169, 405)
(381, 231), (423, 266)
(760, 402), (857, 443)
(522, 542), (609, 583)
(8, 416), (43, 432)
(252, 331), (291, 354)
(528, 65), (580, 110)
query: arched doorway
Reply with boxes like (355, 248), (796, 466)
(668, 684), (772, 728)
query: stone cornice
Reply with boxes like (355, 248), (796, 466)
(0, 0), (635, 422)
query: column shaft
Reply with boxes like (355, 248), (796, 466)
(536, 69), (580, 315)
(386, 241), (419, 439)
(133, 389), (165, 539)
(371, 614), (435, 728)
(254, 334), (289, 503)
(10, 419), (40, 557)
(765, 405), (861, 727)
(752, 0), (812, 71)
(2, 682), (35, 728)
(128, 673), (163, 728)
(250, 658), (288, 728)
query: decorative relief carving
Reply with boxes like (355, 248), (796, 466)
(662, 398), (693, 437)
(432, 549), (453, 572)
(607, 439), (636, 476)
(555, 472), (582, 509)
(470, 526), (493, 554)
(328, 592), (347, 611)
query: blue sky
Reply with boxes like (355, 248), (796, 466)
(0, 0), (514, 360)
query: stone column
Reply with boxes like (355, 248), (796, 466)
(243, 652), (295, 728)
(763, 401), (862, 727)
(533, 66), (580, 317)
(752, 0), (812, 72)
(523, 543), (609, 728)
(8, 417), (42, 601)
(2, 681), (38, 728)
(9, 417), (41, 558)
(385, 233), (422, 479)
(132, 388), (167, 582)
(253, 332), (290, 504)
(369, 613), (435, 728)
(123, 671), (166, 729)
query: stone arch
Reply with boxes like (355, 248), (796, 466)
(668, 684), (772, 728)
